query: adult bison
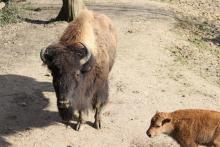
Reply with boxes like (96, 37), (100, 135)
(40, 9), (117, 130)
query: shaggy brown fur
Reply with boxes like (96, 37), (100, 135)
(40, 8), (116, 131)
(146, 109), (220, 147)
(60, 9), (117, 67)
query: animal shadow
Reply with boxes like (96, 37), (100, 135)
(0, 74), (60, 146)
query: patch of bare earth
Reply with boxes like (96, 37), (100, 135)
(0, 0), (220, 147)
(162, 0), (220, 85)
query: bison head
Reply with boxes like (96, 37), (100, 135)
(40, 42), (94, 121)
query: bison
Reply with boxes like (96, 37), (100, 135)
(146, 109), (220, 147)
(40, 8), (117, 130)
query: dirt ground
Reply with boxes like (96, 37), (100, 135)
(0, 0), (220, 146)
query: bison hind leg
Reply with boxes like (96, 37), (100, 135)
(76, 111), (85, 131)
(93, 81), (109, 129)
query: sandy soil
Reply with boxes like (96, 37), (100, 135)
(0, 0), (220, 146)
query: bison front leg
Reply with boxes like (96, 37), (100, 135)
(76, 111), (85, 131)
(94, 105), (102, 129)
(93, 82), (109, 130)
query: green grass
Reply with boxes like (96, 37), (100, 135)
(0, 5), (21, 26)
(0, 3), (41, 27)
(169, 46), (188, 65)
(174, 14), (220, 57)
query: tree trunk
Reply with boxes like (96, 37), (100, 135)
(2, 0), (10, 5)
(56, 0), (85, 22)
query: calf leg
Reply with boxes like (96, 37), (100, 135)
(213, 135), (220, 147)
(213, 125), (220, 147)
(175, 120), (198, 147)
(214, 144), (220, 147)
(76, 111), (85, 131)
(180, 140), (198, 147)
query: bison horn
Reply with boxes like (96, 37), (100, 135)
(79, 42), (92, 65)
(40, 48), (47, 63)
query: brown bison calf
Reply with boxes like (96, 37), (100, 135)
(40, 8), (116, 131)
(146, 109), (220, 147)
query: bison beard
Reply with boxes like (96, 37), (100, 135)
(40, 9), (117, 131)
(58, 106), (73, 122)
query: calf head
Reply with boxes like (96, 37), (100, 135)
(40, 42), (94, 121)
(146, 112), (173, 138)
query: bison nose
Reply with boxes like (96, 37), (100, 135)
(58, 99), (71, 108)
(146, 131), (152, 138)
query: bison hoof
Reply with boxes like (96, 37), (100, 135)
(94, 120), (101, 130)
(76, 122), (84, 131)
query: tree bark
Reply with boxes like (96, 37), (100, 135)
(2, 0), (10, 5)
(56, 0), (85, 22)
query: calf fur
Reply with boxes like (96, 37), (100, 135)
(147, 109), (220, 147)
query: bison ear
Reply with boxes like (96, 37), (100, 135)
(162, 118), (171, 125)
(80, 57), (94, 73)
(40, 48), (54, 64)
